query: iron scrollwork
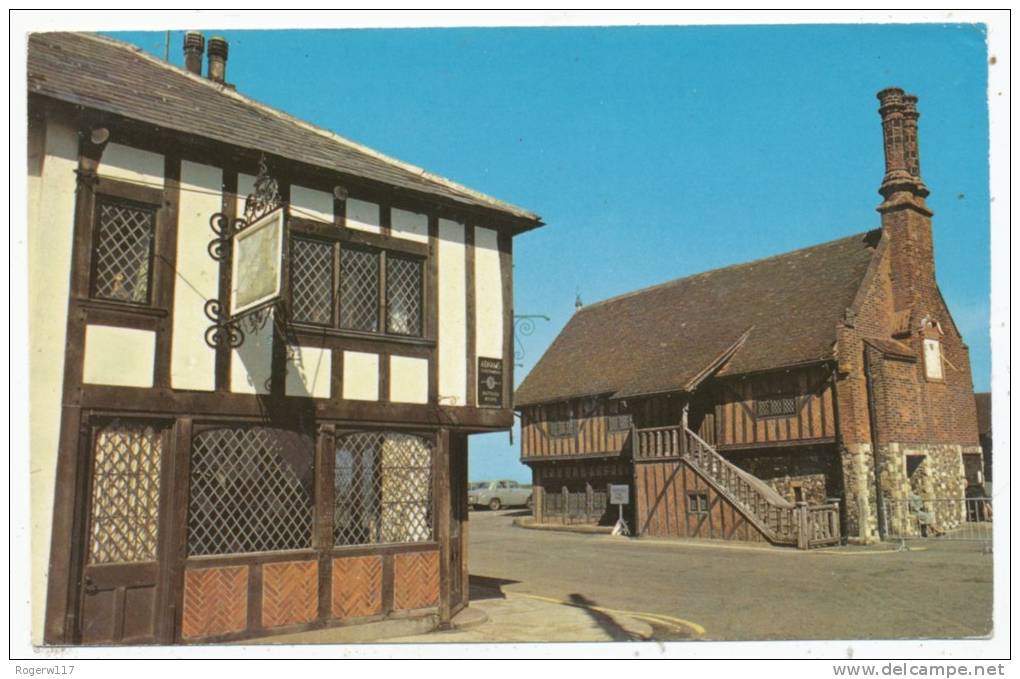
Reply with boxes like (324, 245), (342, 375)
(514, 314), (550, 367)
(204, 156), (285, 349)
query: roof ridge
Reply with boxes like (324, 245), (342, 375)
(66, 32), (539, 221)
(577, 228), (879, 312)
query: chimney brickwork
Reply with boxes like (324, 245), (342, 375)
(833, 88), (981, 543)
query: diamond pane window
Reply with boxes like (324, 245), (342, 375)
(188, 427), (314, 556)
(386, 256), (423, 336)
(87, 422), (164, 565)
(755, 397), (798, 418)
(291, 237), (334, 324)
(334, 432), (433, 546)
(339, 248), (380, 332)
(92, 198), (156, 304)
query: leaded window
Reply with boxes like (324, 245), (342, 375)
(290, 235), (425, 338)
(385, 256), (423, 336)
(187, 426), (314, 556)
(755, 397), (797, 418)
(91, 197), (156, 304)
(334, 432), (433, 546)
(290, 237), (334, 324)
(607, 413), (633, 432)
(548, 419), (577, 438)
(339, 247), (380, 332)
(87, 421), (164, 565)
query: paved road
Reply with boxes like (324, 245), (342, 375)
(466, 510), (993, 641)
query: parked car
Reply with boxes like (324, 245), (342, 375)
(468, 480), (533, 511)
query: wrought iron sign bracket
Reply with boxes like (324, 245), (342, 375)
(204, 155), (285, 350)
(514, 314), (551, 367)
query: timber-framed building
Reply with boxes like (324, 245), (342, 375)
(515, 88), (981, 547)
(29, 32), (542, 644)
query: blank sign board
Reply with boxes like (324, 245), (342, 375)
(231, 208), (285, 316)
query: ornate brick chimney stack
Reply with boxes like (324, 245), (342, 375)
(183, 31), (204, 75)
(876, 88), (935, 323)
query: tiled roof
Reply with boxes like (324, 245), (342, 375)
(515, 230), (881, 406)
(27, 32), (542, 226)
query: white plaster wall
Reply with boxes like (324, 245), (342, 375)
(170, 161), (221, 391)
(343, 351), (379, 401)
(82, 325), (156, 388)
(389, 355), (429, 404)
(98, 141), (164, 187)
(290, 185), (334, 224)
(285, 345), (332, 399)
(473, 226), (504, 371)
(345, 198), (382, 234)
(28, 117), (78, 644)
(236, 172), (256, 219)
(230, 310), (274, 394)
(437, 219), (467, 406)
(391, 207), (429, 244)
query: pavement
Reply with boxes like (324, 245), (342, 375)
(387, 587), (665, 643)
(448, 509), (993, 642)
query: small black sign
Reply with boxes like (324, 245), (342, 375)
(477, 357), (504, 408)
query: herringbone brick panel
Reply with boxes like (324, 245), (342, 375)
(393, 550), (439, 611)
(181, 566), (248, 639)
(331, 555), (383, 619)
(261, 560), (319, 628)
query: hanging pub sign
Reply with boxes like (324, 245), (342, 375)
(204, 156), (289, 349)
(477, 357), (504, 407)
(230, 206), (287, 316)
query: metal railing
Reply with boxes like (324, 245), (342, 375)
(883, 497), (992, 544)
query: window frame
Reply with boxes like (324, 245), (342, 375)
(754, 396), (799, 419)
(607, 413), (633, 432)
(686, 490), (709, 516)
(88, 190), (161, 310)
(331, 429), (437, 550)
(287, 218), (428, 342)
(547, 418), (578, 439)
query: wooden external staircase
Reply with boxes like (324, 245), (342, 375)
(634, 425), (841, 548)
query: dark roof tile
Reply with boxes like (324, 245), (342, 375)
(515, 230), (880, 406)
(28, 32), (541, 226)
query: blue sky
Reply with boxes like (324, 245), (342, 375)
(111, 24), (991, 483)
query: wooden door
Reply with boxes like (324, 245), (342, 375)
(77, 420), (170, 644)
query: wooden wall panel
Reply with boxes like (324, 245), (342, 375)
(331, 555), (383, 619)
(714, 368), (836, 450)
(181, 565), (248, 639)
(635, 461), (767, 544)
(393, 550), (439, 611)
(261, 560), (318, 628)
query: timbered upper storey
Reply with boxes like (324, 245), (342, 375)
(28, 31), (543, 432)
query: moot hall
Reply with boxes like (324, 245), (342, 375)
(516, 88), (982, 548)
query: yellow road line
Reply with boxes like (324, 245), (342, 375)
(510, 591), (706, 638)
(602, 535), (927, 556)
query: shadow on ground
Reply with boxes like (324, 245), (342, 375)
(469, 574), (520, 601)
(567, 593), (644, 641)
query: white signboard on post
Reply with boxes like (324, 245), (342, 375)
(230, 207), (286, 316)
(609, 484), (630, 505)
